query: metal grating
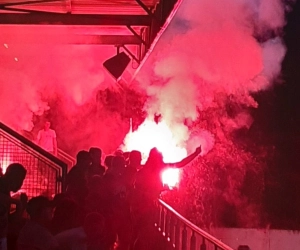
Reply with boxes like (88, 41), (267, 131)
(0, 123), (66, 199)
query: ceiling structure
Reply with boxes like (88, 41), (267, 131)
(0, 0), (179, 63)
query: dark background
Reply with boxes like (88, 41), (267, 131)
(256, 1), (300, 228)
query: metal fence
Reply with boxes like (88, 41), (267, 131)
(0, 122), (67, 199)
(57, 148), (76, 172)
(155, 199), (234, 250)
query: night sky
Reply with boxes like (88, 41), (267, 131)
(258, 1), (300, 228)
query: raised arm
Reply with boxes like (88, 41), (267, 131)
(168, 146), (202, 168)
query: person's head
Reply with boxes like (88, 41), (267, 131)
(104, 155), (114, 169)
(52, 193), (69, 207)
(107, 156), (126, 177)
(44, 121), (51, 130)
(52, 197), (79, 231)
(4, 163), (27, 192)
(146, 148), (163, 168)
(114, 149), (124, 157)
(76, 150), (92, 167)
(122, 152), (130, 161)
(129, 150), (142, 167)
(89, 147), (102, 165)
(26, 196), (53, 224)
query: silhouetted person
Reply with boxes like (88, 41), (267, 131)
(123, 150), (142, 194)
(114, 149), (124, 157)
(133, 146), (202, 250)
(108, 156), (132, 250)
(85, 175), (104, 214)
(93, 156), (129, 250)
(37, 121), (57, 156)
(7, 192), (28, 250)
(83, 212), (106, 250)
(66, 150), (91, 204)
(88, 147), (105, 180)
(104, 155), (114, 173)
(0, 163), (27, 250)
(106, 156), (126, 180)
(135, 146), (201, 200)
(18, 196), (59, 250)
(129, 150), (142, 171)
(51, 197), (80, 235)
(122, 152), (130, 163)
(85, 175), (116, 250)
(52, 193), (69, 207)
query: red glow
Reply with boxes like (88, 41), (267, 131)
(123, 118), (188, 189)
(161, 168), (180, 189)
(0, 153), (11, 174)
(123, 118), (187, 163)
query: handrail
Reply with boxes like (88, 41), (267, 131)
(0, 122), (67, 191)
(57, 148), (76, 171)
(58, 149), (75, 163)
(0, 122), (66, 167)
(155, 199), (234, 250)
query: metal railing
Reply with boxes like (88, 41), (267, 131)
(0, 122), (67, 198)
(57, 148), (76, 171)
(155, 199), (234, 250)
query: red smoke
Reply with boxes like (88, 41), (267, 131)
(0, 0), (292, 228)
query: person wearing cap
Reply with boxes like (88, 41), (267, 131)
(17, 196), (59, 250)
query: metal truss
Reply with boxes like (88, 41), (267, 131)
(0, 0), (178, 63)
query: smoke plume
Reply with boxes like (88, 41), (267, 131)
(0, 0), (293, 228)
(136, 0), (287, 120)
(0, 1), (289, 156)
(0, 25), (140, 153)
(133, 0), (290, 227)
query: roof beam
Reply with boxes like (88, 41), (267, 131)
(1, 35), (142, 45)
(72, 35), (141, 45)
(0, 13), (151, 26)
(0, 0), (61, 8)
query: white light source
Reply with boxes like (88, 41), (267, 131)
(161, 168), (180, 189)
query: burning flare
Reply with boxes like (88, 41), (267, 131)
(123, 118), (187, 164)
(123, 117), (187, 188)
(161, 168), (180, 189)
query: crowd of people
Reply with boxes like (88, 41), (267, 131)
(0, 145), (201, 250)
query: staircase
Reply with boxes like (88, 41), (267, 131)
(0, 122), (233, 249)
(0, 122), (67, 198)
(154, 199), (234, 250)
(57, 148), (76, 172)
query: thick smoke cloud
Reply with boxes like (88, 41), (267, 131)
(0, 25), (138, 153)
(136, 0), (287, 118)
(0, 39), (107, 129)
(133, 0), (290, 227)
(0, 0), (293, 229)
(0, 1), (288, 156)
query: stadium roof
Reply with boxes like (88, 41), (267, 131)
(0, 0), (179, 62)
